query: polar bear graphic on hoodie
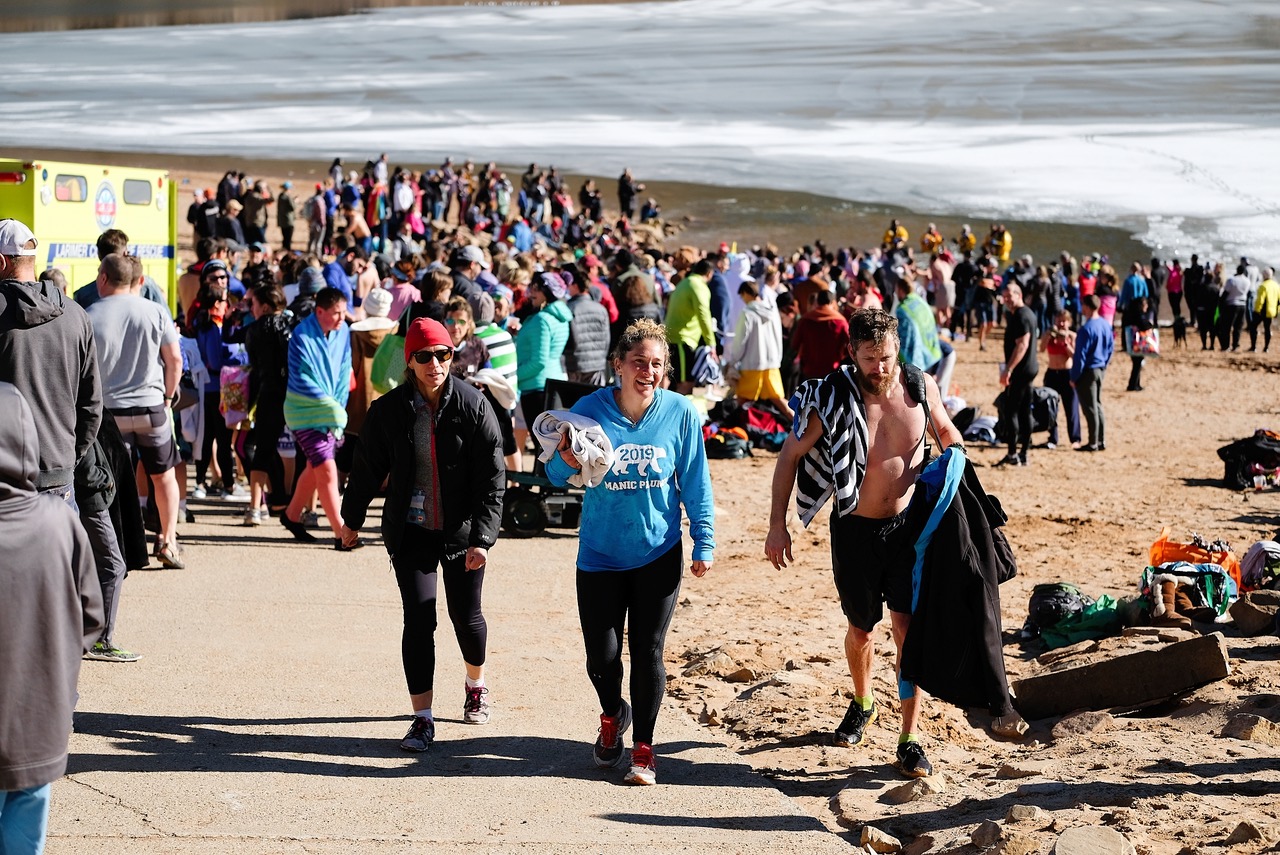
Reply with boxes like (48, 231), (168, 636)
(611, 443), (667, 478)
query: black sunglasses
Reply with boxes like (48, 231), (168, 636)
(411, 348), (454, 365)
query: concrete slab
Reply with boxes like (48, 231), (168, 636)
(48, 502), (849, 853)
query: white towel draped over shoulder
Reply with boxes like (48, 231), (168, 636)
(532, 410), (615, 488)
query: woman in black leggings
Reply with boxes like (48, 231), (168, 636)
(188, 265), (237, 496)
(546, 319), (716, 786)
(340, 317), (505, 753)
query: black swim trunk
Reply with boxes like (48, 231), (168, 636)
(830, 508), (921, 632)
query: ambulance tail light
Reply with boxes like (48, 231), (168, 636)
(0, 172), (27, 185)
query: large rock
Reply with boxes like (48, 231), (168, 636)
(1225, 821), (1267, 844)
(1222, 714), (1280, 747)
(1053, 826), (1136, 855)
(901, 835), (936, 855)
(1052, 711), (1115, 741)
(1012, 634), (1230, 720)
(1007, 805), (1046, 824)
(861, 825), (902, 852)
(1230, 590), (1280, 635)
(881, 775), (947, 804)
(971, 820), (1004, 848)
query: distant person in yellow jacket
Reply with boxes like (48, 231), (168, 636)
(1249, 268), (1278, 353)
(957, 224), (977, 254)
(919, 223), (943, 254)
(881, 219), (908, 251)
(984, 223), (1013, 264)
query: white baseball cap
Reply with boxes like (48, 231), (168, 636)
(0, 219), (38, 256)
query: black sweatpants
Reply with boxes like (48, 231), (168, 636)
(197, 390), (234, 489)
(1004, 377), (1034, 458)
(392, 525), (488, 696)
(576, 542), (683, 745)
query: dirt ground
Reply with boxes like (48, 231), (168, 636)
(65, 153), (1280, 852)
(674, 341), (1280, 853)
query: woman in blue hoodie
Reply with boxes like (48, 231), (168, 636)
(546, 319), (715, 787)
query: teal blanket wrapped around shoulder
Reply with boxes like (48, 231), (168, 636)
(285, 313), (352, 435)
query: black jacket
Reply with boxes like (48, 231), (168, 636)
(901, 455), (1017, 716)
(341, 377), (504, 556)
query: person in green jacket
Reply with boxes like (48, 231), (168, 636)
(665, 258), (717, 394)
(515, 272), (574, 431)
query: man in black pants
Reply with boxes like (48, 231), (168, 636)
(998, 284), (1038, 467)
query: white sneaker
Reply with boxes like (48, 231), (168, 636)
(223, 483), (249, 502)
(191, 484), (207, 500)
(462, 685), (490, 725)
(243, 508), (263, 526)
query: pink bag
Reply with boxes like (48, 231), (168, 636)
(219, 365), (251, 427)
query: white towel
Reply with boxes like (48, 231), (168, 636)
(470, 368), (518, 411)
(532, 410), (615, 488)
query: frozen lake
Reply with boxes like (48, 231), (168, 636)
(1, 0), (1278, 264)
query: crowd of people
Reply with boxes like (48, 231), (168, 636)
(3, 151), (1278, 848)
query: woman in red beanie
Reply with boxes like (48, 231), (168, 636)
(339, 318), (506, 752)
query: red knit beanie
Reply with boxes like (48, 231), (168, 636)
(404, 318), (453, 361)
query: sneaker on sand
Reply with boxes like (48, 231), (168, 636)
(462, 685), (491, 725)
(191, 484), (207, 500)
(223, 483), (249, 501)
(624, 742), (657, 786)
(833, 700), (877, 748)
(301, 510), (320, 527)
(895, 740), (933, 778)
(156, 542), (185, 570)
(84, 641), (141, 663)
(593, 699), (633, 768)
(400, 716), (435, 752)
(243, 508), (263, 526)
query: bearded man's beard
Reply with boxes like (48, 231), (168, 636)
(854, 363), (897, 397)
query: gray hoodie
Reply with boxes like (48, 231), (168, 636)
(0, 278), (102, 489)
(0, 382), (103, 791)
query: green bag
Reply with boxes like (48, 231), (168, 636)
(370, 329), (406, 395)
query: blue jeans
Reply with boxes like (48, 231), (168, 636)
(1, 784), (52, 855)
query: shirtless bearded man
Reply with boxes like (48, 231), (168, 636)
(765, 308), (963, 778)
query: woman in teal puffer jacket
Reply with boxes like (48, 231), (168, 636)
(515, 272), (574, 428)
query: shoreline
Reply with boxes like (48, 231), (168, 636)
(13, 147), (1153, 267)
(2, 0), (621, 33)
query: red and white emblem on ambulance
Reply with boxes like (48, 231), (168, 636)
(94, 181), (117, 231)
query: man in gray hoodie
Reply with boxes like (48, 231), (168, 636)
(0, 219), (102, 500)
(0, 382), (103, 853)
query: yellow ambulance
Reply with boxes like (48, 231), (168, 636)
(0, 157), (178, 309)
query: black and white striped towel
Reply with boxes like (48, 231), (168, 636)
(789, 366), (868, 527)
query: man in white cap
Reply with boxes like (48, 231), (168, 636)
(449, 245), (488, 318)
(0, 218), (102, 502)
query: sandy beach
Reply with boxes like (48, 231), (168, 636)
(22, 146), (1274, 851)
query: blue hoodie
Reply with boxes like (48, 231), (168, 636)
(546, 387), (715, 571)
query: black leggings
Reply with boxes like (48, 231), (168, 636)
(249, 406), (288, 505)
(576, 542), (683, 744)
(197, 390), (234, 488)
(392, 525), (488, 696)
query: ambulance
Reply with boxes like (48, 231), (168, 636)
(0, 157), (178, 310)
